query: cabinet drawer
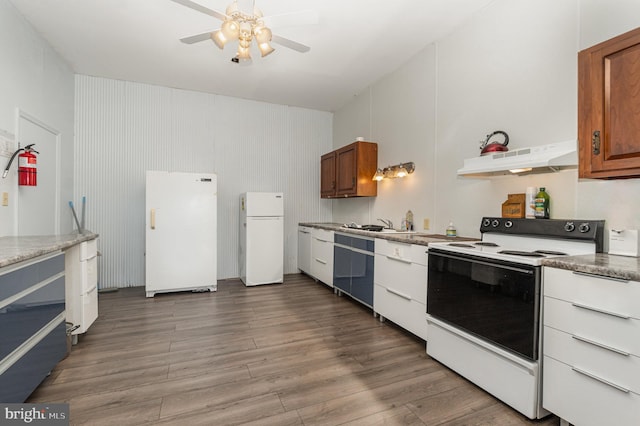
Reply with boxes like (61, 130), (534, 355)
(544, 267), (640, 318)
(543, 356), (640, 426)
(375, 239), (427, 265)
(0, 253), (65, 301)
(80, 239), (98, 261)
(374, 284), (427, 340)
(544, 326), (640, 394)
(312, 228), (333, 243)
(544, 296), (640, 356)
(311, 236), (333, 287)
(0, 276), (65, 360)
(374, 254), (427, 303)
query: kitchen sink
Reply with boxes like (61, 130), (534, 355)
(379, 229), (417, 234)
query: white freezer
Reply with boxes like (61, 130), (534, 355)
(145, 171), (217, 297)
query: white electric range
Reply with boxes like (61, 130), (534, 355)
(426, 217), (605, 419)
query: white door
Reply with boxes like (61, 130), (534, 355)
(245, 216), (283, 285)
(17, 114), (59, 235)
(145, 171), (217, 295)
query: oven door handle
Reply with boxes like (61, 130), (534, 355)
(428, 251), (535, 274)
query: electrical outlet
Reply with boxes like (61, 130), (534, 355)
(2, 192), (8, 207)
(423, 218), (430, 230)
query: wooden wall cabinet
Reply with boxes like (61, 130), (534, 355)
(320, 141), (378, 198)
(579, 27), (640, 178)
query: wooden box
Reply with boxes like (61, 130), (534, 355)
(501, 193), (525, 218)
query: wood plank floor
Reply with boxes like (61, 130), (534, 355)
(28, 274), (560, 425)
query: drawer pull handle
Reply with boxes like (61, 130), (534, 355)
(571, 302), (630, 320)
(572, 271), (629, 283)
(386, 255), (412, 264)
(571, 367), (630, 393)
(386, 287), (412, 301)
(571, 334), (630, 356)
(314, 258), (327, 265)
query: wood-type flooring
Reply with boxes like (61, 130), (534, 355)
(28, 274), (560, 425)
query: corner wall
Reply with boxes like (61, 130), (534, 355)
(333, 0), (640, 238)
(0, 0), (74, 236)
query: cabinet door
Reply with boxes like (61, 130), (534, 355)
(336, 144), (358, 196)
(320, 152), (336, 198)
(333, 245), (351, 293)
(350, 252), (374, 307)
(579, 27), (640, 178)
(298, 227), (312, 274)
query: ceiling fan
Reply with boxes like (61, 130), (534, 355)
(170, 0), (316, 64)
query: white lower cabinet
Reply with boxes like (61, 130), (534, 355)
(374, 239), (428, 340)
(542, 267), (640, 426)
(311, 228), (334, 287)
(297, 226), (312, 275)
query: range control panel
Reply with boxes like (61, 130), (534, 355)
(479, 217), (605, 250)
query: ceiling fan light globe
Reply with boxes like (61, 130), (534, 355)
(258, 42), (275, 57)
(225, 2), (239, 17)
(237, 45), (251, 60)
(211, 31), (227, 49)
(221, 20), (240, 40)
(239, 38), (251, 48)
(254, 25), (272, 43)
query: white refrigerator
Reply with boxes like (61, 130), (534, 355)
(239, 192), (284, 286)
(145, 171), (217, 297)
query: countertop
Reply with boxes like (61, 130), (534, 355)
(0, 232), (99, 268)
(542, 253), (640, 282)
(299, 222), (477, 247)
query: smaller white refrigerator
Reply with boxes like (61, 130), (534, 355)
(239, 192), (284, 286)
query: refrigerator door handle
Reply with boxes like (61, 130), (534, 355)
(150, 209), (156, 230)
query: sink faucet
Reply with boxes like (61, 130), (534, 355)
(377, 218), (393, 229)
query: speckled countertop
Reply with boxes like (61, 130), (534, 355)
(299, 222), (477, 246)
(542, 253), (640, 282)
(0, 232), (99, 268)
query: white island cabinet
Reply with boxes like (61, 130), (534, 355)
(542, 267), (640, 426)
(64, 238), (98, 337)
(373, 238), (428, 340)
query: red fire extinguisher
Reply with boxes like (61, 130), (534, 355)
(2, 143), (38, 186)
(18, 144), (38, 186)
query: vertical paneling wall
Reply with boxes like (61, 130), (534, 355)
(75, 75), (332, 289)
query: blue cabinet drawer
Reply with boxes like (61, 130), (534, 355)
(0, 320), (66, 403)
(0, 276), (65, 360)
(0, 254), (64, 301)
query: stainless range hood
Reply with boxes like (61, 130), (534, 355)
(457, 140), (577, 177)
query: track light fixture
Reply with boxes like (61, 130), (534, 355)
(372, 162), (415, 181)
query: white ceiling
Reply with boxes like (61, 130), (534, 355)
(9, 0), (494, 112)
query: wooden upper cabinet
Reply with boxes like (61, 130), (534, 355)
(321, 141), (378, 198)
(579, 27), (640, 178)
(320, 151), (337, 198)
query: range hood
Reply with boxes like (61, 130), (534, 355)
(457, 140), (577, 177)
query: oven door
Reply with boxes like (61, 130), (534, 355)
(427, 248), (541, 360)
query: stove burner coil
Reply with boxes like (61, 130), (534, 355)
(448, 243), (476, 248)
(474, 242), (500, 247)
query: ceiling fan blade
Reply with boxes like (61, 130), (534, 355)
(271, 34), (310, 53)
(170, 0), (227, 21)
(262, 10), (318, 29)
(180, 31), (213, 44)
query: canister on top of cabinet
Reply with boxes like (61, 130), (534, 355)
(609, 229), (640, 257)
